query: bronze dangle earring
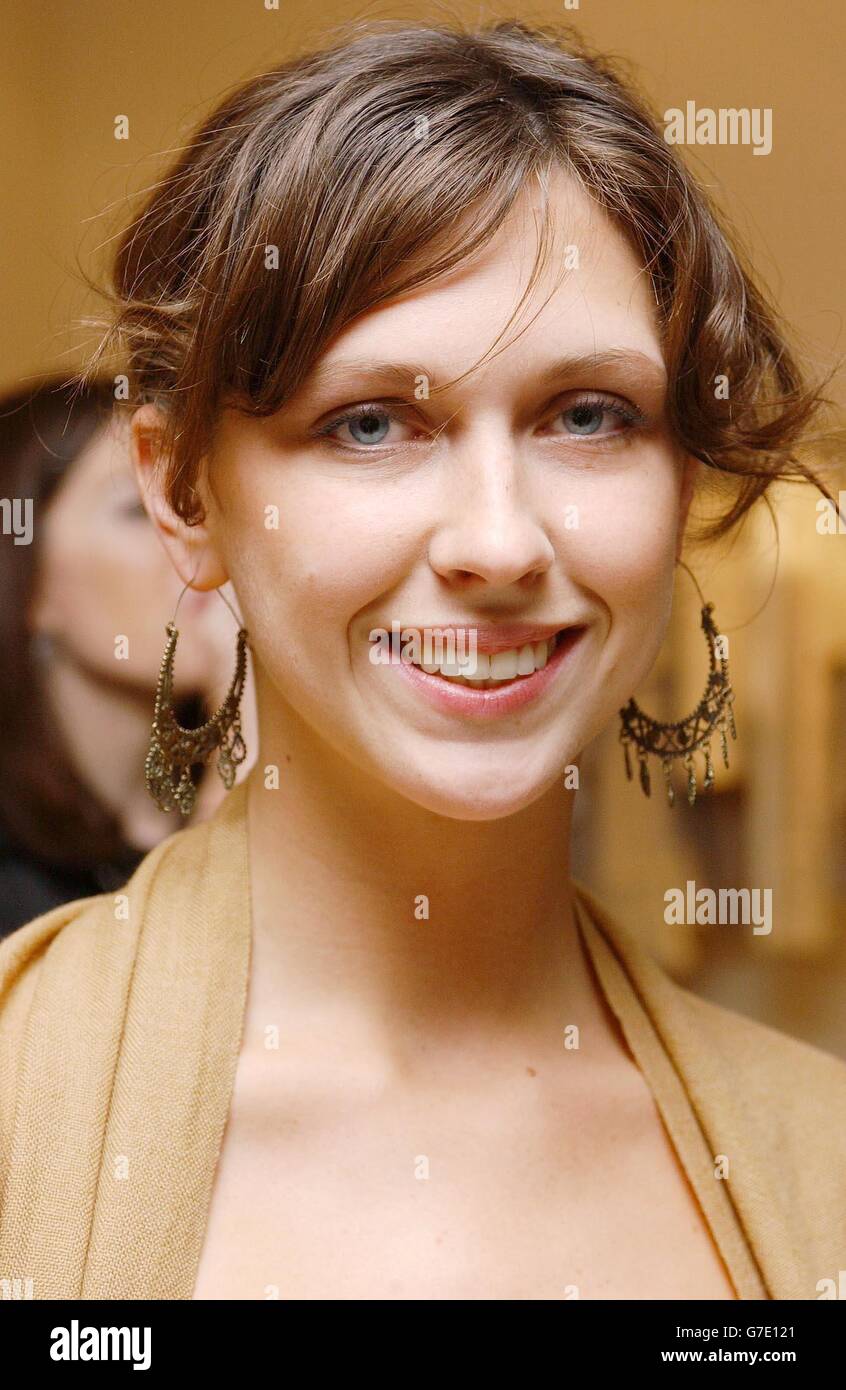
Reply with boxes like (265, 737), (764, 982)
(618, 561), (737, 807)
(145, 582), (250, 816)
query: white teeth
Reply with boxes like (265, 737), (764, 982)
(516, 643), (535, 676)
(490, 649), (519, 679)
(412, 634), (559, 686)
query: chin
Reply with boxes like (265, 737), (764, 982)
(384, 758), (570, 822)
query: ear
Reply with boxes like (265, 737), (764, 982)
(130, 404), (228, 591)
(675, 453), (699, 562)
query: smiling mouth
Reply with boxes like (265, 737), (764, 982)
(408, 629), (573, 688)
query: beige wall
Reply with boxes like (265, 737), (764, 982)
(2, 0), (843, 400)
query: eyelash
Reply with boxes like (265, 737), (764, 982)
(314, 393), (648, 452)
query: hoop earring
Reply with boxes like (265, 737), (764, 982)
(618, 563), (737, 807)
(145, 583), (250, 816)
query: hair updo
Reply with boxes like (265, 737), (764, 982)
(82, 17), (841, 538)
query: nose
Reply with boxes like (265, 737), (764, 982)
(427, 430), (555, 590)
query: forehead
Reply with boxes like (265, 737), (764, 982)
(314, 165), (664, 396)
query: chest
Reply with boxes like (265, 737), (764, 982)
(191, 1057), (738, 1300)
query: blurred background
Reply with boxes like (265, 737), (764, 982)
(1, 0), (844, 1052)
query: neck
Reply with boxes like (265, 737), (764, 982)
(41, 649), (183, 851)
(244, 684), (604, 1066)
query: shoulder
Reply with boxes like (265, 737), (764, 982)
(0, 785), (246, 1032)
(0, 891), (110, 1143)
(577, 881), (846, 1076)
(0, 807), (211, 999)
(0, 791), (239, 1046)
(668, 973), (846, 1146)
(575, 881), (846, 1155)
(576, 883), (846, 1287)
(0, 890), (109, 1009)
(0, 816), (207, 1141)
(667, 978), (846, 1284)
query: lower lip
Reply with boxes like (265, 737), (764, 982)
(393, 628), (586, 719)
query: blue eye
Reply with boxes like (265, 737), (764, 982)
(556, 397), (643, 438)
(346, 409), (391, 445)
(565, 403), (604, 435)
(315, 393), (646, 454)
(318, 404), (400, 448)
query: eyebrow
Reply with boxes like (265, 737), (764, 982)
(300, 348), (667, 398)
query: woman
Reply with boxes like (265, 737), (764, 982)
(0, 377), (253, 938)
(1, 19), (844, 1301)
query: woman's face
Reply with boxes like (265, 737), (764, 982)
(187, 167), (694, 819)
(29, 417), (227, 694)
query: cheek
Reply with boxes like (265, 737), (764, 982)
(40, 530), (113, 628)
(565, 459), (681, 662)
(222, 471), (422, 659)
(38, 522), (180, 671)
(95, 532), (173, 616)
(576, 452), (678, 566)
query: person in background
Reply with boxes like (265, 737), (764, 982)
(0, 375), (255, 938)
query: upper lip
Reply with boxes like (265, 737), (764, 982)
(396, 622), (581, 655)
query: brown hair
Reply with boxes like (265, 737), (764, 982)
(82, 17), (842, 540)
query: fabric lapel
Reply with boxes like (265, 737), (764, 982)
(80, 781), (252, 1298)
(573, 881), (842, 1300)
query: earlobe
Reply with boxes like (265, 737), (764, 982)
(130, 403), (229, 592)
